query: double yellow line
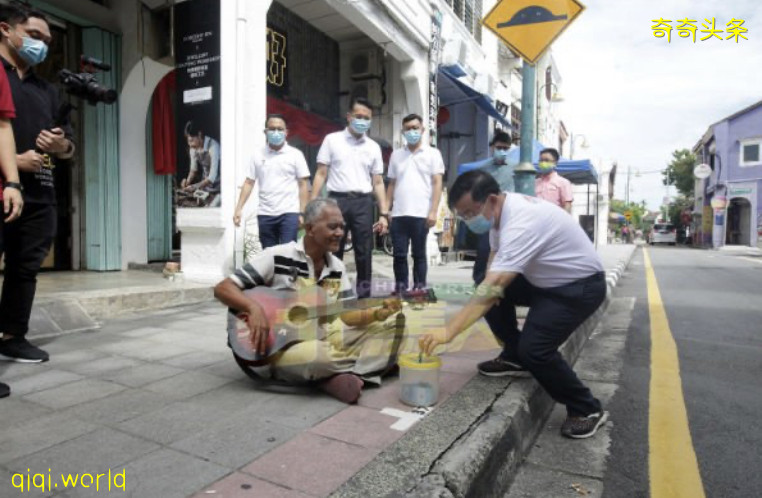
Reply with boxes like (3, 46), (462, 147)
(644, 248), (705, 497)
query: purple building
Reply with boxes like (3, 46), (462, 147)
(694, 100), (762, 248)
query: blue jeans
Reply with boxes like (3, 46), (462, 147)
(390, 216), (428, 292)
(484, 272), (606, 416)
(257, 213), (300, 249)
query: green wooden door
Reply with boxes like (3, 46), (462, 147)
(145, 102), (172, 261)
(82, 28), (121, 270)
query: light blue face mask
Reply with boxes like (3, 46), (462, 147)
(266, 130), (286, 147)
(350, 117), (371, 134)
(403, 129), (422, 145)
(16, 36), (48, 67)
(493, 149), (509, 163)
(465, 214), (492, 234)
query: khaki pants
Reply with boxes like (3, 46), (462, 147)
(267, 315), (407, 385)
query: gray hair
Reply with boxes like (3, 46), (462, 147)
(303, 198), (339, 224)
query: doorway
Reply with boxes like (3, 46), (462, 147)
(726, 197), (752, 245)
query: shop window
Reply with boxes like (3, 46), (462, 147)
(740, 139), (762, 167)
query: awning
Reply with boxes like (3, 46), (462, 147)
(439, 66), (511, 127)
(556, 159), (598, 185)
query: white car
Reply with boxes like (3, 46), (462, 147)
(649, 223), (677, 245)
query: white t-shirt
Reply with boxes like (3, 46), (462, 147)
(388, 145), (445, 218)
(489, 193), (603, 288)
(248, 143), (310, 216)
(316, 128), (384, 193)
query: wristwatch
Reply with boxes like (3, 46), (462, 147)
(4, 182), (23, 191)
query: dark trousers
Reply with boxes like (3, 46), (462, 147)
(0, 203), (57, 336)
(258, 213), (300, 249)
(330, 193), (373, 299)
(390, 216), (428, 292)
(472, 231), (491, 284)
(484, 272), (606, 416)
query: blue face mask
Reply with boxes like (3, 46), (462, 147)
(493, 149), (509, 163)
(403, 129), (421, 145)
(350, 117), (371, 134)
(465, 214), (492, 234)
(266, 130), (286, 147)
(16, 36), (48, 67)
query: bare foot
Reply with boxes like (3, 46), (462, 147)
(318, 373), (364, 404)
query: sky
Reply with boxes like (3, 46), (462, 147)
(550, 0), (762, 209)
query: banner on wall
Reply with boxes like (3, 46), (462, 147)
(174, 0), (222, 208)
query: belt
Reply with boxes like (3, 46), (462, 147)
(328, 191), (372, 198)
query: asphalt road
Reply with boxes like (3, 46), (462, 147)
(603, 246), (762, 498)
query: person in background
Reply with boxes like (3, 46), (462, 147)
(0, 60), (24, 398)
(0, 5), (74, 363)
(386, 113), (444, 294)
(233, 114), (309, 248)
(311, 97), (389, 299)
(420, 170), (608, 439)
(472, 130), (516, 285)
(535, 147), (573, 213)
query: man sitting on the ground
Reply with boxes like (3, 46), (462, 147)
(214, 198), (402, 404)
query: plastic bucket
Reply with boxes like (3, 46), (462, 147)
(398, 353), (442, 407)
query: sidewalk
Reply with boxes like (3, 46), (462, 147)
(0, 244), (637, 498)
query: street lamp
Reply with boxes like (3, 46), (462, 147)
(570, 133), (589, 159)
(536, 82), (563, 141)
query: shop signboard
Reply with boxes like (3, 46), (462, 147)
(174, 0), (222, 208)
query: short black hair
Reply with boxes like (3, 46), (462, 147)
(448, 169), (500, 211)
(349, 97), (373, 113)
(0, 4), (48, 28)
(540, 148), (559, 162)
(402, 113), (423, 126)
(265, 114), (287, 128)
(490, 131), (512, 146)
(184, 121), (202, 136)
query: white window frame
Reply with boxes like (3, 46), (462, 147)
(739, 138), (762, 167)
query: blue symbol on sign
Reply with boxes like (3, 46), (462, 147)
(497, 6), (568, 28)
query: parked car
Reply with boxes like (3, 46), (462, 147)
(649, 223), (677, 245)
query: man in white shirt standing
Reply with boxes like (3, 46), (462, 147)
(386, 113), (444, 293)
(311, 98), (389, 299)
(234, 114), (310, 248)
(420, 169), (608, 440)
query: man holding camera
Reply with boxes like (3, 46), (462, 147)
(0, 5), (74, 363)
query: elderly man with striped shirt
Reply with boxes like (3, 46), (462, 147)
(215, 198), (402, 404)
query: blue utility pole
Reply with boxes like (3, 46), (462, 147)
(514, 62), (536, 196)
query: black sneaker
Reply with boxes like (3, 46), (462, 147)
(0, 382), (9, 398)
(0, 337), (50, 363)
(561, 411), (609, 439)
(477, 357), (530, 377)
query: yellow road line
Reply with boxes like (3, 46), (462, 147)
(645, 248), (706, 498)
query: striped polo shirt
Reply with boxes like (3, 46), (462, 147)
(230, 239), (355, 302)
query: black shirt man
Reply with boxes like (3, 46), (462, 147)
(0, 5), (74, 362)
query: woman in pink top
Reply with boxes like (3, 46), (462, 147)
(535, 148), (573, 213)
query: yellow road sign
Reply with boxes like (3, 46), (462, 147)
(625, 211), (633, 221)
(482, 0), (585, 64)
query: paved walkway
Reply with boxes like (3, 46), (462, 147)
(0, 244), (635, 498)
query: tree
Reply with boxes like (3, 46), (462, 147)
(662, 149), (697, 198)
(610, 199), (648, 230)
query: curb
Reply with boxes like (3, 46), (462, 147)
(332, 245), (639, 498)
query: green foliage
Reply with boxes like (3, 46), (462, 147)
(610, 199), (648, 230)
(663, 149), (697, 198)
(667, 196), (694, 229)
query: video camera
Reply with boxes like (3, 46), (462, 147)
(58, 55), (118, 106)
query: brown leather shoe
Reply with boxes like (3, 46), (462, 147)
(318, 373), (364, 404)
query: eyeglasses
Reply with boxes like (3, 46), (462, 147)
(494, 146), (510, 151)
(455, 202), (485, 222)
